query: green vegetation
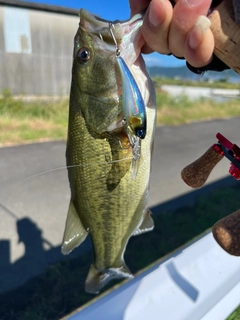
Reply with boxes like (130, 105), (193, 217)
(0, 84), (240, 145)
(153, 76), (240, 89)
(0, 89), (68, 145)
(228, 306), (240, 320)
(1, 183), (240, 319)
(156, 90), (240, 125)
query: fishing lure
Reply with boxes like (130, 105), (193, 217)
(109, 24), (147, 140)
(116, 56), (147, 139)
(108, 23), (147, 178)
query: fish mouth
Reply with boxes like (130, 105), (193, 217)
(79, 9), (143, 45)
(79, 9), (143, 28)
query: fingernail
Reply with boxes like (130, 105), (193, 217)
(148, 0), (165, 27)
(188, 16), (211, 49)
(185, 0), (205, 8)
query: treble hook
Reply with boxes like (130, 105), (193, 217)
(109, 23), (121, 57)
(98, 32), (103, 41)
(98, 23), (121, 57)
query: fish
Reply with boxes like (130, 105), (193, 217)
(61, 9), (156, 294)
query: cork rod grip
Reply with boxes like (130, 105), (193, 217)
(212, 209), (240, 256)
(173, 0), (240, 74)
(209, 0), (240, 74)
(181, 147), (224, 188)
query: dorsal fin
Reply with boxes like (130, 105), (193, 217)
(61, 200), (88, 255)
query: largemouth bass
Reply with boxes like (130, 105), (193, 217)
(62, 9), (156, 294)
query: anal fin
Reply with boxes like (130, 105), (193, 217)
(61, 200), (88, 255)
(133, 209), (154, 236)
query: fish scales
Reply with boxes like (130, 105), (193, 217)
(67, 112), (151, 265)
(62, 9), (156, 294)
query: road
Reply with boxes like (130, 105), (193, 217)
(0, 117), (240, 292)
(161, 85), (240, 101)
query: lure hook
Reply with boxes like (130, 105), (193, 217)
(118, 139), (131, 150)
(98, 32), (103, 41)
(98, 23), (120, 57)
(109, 23), (121, 57)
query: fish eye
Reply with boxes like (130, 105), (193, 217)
(77, 47), (91, 64)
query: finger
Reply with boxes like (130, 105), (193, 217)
(184, 16), (214, 67)
(141, 0), (173, 54)
(129, 0), (150, 17)
(169, 0), (212, 57)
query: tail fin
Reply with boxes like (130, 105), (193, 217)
(85, 263), (133, 294)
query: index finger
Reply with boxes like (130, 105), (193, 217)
(129, 0), (150, 17)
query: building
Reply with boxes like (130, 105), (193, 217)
(0, 0), (79, 95)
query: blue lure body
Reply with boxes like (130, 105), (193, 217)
(116, 56), (147, 140)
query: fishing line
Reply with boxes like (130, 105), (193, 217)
(0, 156), (133, 195)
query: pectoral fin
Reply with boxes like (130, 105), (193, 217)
(61, 200), (88, 255)
(133, 209), (154, 236)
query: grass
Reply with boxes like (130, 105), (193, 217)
(1, 85), (240, 145)
(227, 306), (240, 320)
(156, 90), (240, 125)
(153, 77), (240, 89)
(228, 306), (240, 320)
(1, 183), (240, 319)
(0, 89), (68, 145)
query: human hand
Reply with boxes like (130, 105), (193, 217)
(130, 0), (214, 68)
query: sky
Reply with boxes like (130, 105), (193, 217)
(20, 0), (186, 68)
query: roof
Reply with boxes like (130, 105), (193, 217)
(0, 0), (79, 16)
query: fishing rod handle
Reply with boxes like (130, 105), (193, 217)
(212, 209), (240, 256)
(181, 146), (224, 188)
(209, 0), (240, 74)
(173, 0), (240, 74)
